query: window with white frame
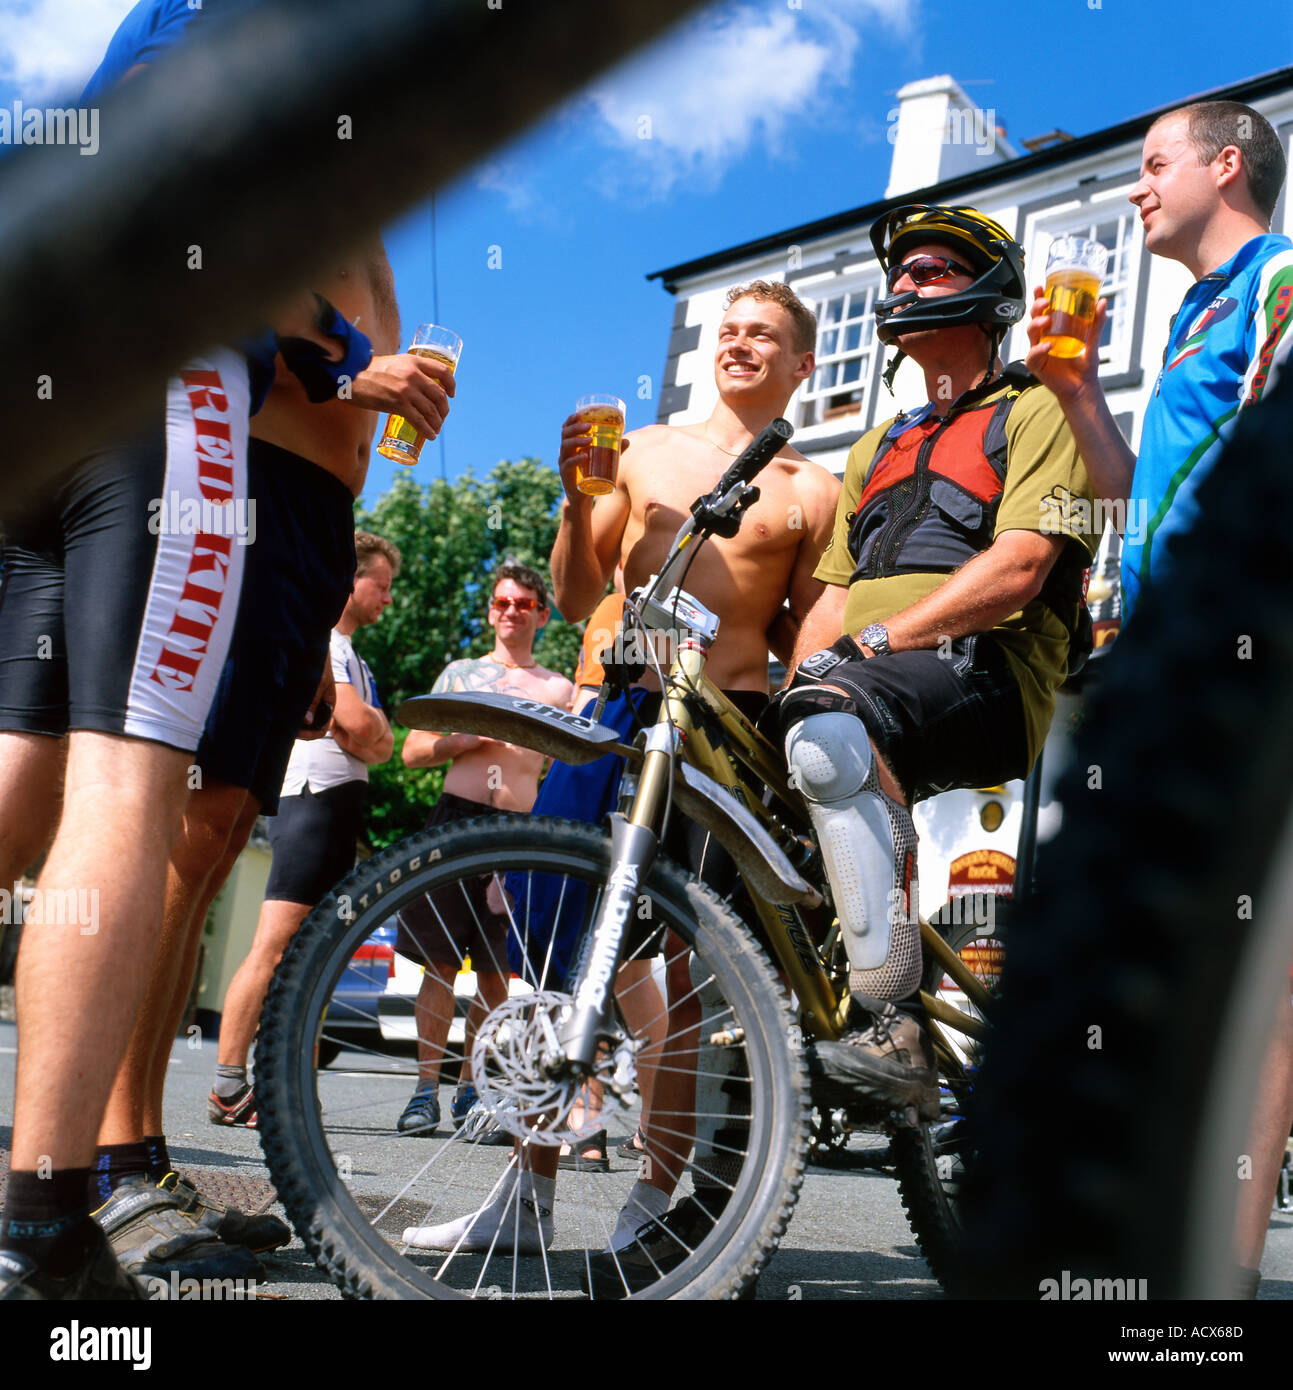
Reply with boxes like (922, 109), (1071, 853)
(801, 281), (881, 427)
(1026, 203), (1142, 376)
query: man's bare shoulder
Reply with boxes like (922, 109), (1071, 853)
(623, 422), (704, 455)
(779, 452), (839, 493)
(772, 454), (842, 527)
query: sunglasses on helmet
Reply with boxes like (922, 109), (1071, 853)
(886, 255), (976, 291)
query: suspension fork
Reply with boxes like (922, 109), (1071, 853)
(555, 721), (677, 1069)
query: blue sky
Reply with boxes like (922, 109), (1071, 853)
(2, 0), (1290, 504)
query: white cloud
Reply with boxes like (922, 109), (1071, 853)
(0, 0), (136, 101)
(579, 0), (918, 198)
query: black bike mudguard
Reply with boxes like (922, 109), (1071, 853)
(396, 691), (634, 765)
(395, 690), (818, 907)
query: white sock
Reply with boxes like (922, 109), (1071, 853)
(403, 1169), (556, 1253)
(609, 1181), (671, 1252)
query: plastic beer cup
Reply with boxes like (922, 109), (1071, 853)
(1042, 237), (1108, 359)
(377, 324), (462, 465)
(573, 394), (626, 495)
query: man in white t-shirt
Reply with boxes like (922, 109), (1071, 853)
(208, 532), (400, 1123)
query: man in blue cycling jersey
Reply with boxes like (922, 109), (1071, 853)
(1027, 98), (1293, 1299)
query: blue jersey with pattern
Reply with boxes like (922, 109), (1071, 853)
(81, 0), (209, 102)
(1124, 233), (1293, 618)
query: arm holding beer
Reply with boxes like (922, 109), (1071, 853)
(349, 352), (455, 441)
(1025, 288), (1136, 509)
(551, 414), (631, 622)
(268, 293), (454, 440)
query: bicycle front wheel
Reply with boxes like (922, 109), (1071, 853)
(256, 815), (808, 1299)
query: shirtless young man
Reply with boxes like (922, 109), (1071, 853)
(394, 565), (573, 1136)
(83, 239), (459, 1280)
(404, 282), (838, 1271)
(553, 283), (838, 689)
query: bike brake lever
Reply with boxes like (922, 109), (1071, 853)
(691, 483), (760, 539)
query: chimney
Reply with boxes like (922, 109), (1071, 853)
(885, 76), (1017, 198)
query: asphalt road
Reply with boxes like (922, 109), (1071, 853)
(1, 1019), (1289, 1303)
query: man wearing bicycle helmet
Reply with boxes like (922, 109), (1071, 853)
(1026, 100), (1293, 1299)
(781, 205), (1098, 1121)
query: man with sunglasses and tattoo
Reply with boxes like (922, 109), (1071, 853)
(781, 206), (1098, 1125)
(394, 565), (572, 1136)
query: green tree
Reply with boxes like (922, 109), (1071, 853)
(353, 458), (586, 846)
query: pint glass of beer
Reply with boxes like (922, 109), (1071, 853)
(1042, 237), (1108, 359)
(573, 394), (626, 495)
(377, 324), (463, 465)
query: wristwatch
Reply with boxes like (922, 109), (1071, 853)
(860, 623), (891, 657)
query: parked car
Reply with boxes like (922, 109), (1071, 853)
(316, 923), (398, 1067)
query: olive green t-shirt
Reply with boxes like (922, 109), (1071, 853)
(814, 381), (1099, 767)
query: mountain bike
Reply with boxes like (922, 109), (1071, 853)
(255, 420), (1005, 1298)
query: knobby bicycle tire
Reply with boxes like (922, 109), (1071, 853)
(955, 369), (1293, 1299)
(256, 815), (809, 1299)
(892, 904), (1004, 1287)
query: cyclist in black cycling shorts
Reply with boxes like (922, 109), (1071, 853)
(0, 0), (451, 1299)
(83, 233), (453, 1287)
(780, 206), (1098, 1121)
(0, 343), (259, 1299)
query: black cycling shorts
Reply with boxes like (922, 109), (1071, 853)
(816, 633), (1029, 803)
(193, 439), (355, 814)
(263, 778), (366, 905)
(395, 792), (508, 972)
(0, 351), (251, 750)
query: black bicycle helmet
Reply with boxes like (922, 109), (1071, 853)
(870, 204), (1027, 345)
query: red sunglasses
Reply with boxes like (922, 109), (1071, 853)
(491, 596), (542, 612)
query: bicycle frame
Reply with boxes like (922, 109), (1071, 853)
(623, 640), (997, 1050)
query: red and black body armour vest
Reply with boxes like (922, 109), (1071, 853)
(845, 363), (1091, 659)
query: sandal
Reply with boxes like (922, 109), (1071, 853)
(558, 1128), (610, 1173)
(616, 1128), (647, 1160)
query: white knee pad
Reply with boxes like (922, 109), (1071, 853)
(785, 711), (919, 972)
